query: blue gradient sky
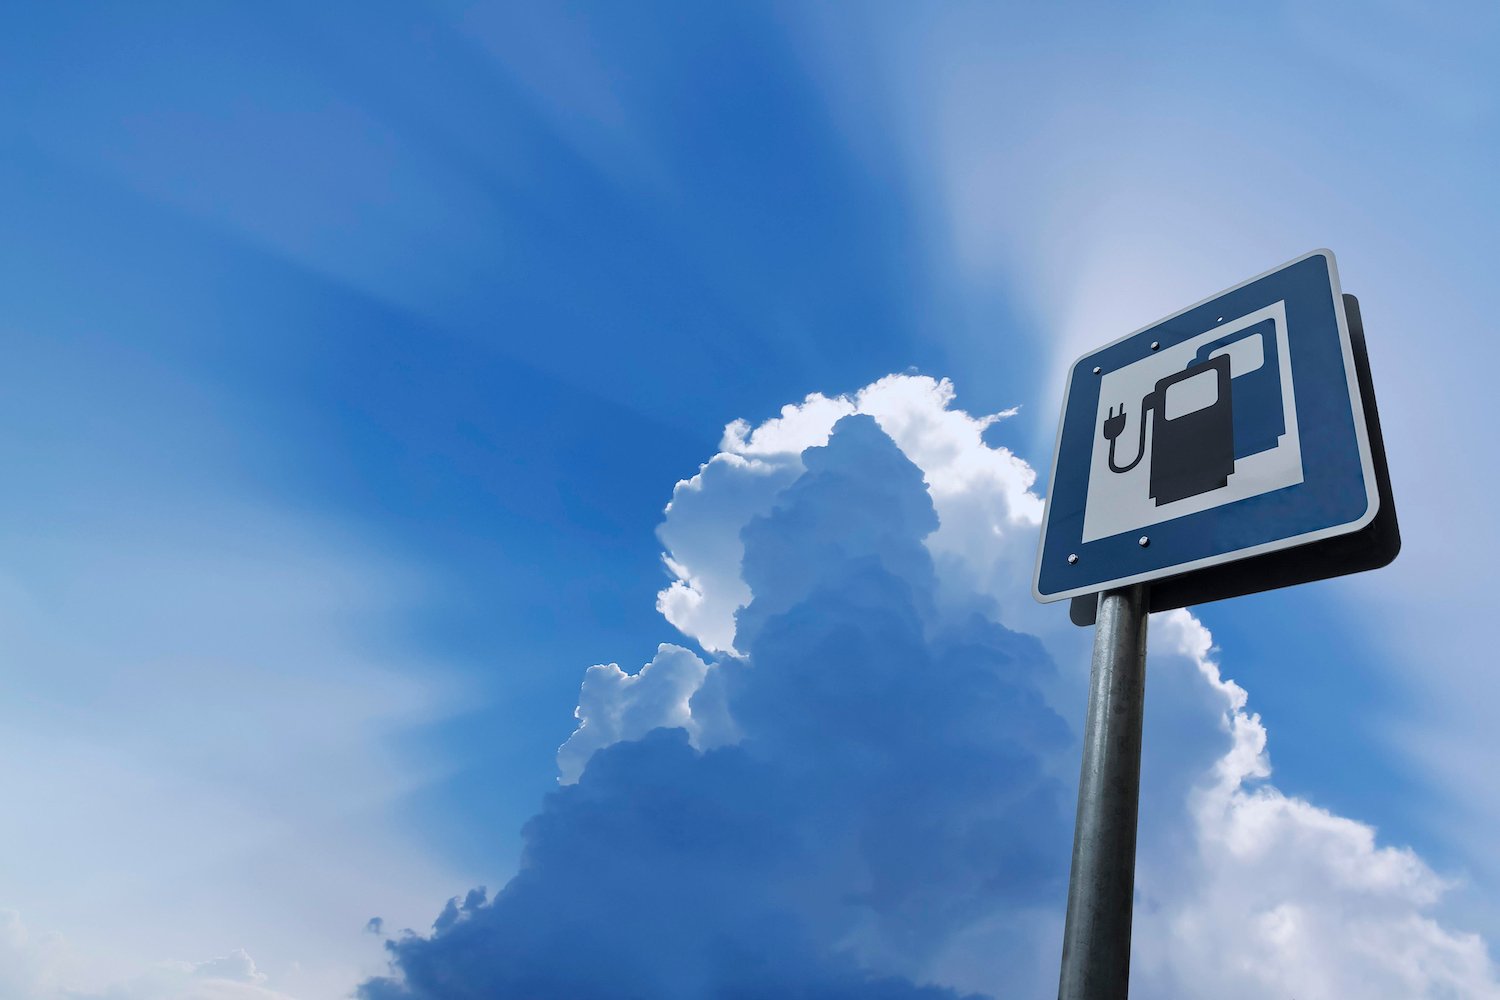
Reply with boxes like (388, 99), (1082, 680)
(1, 3), (1496, 998)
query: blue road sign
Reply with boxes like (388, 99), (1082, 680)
(1034, 250), (1380, 603)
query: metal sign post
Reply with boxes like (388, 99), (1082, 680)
(1056, 585), (1149, 1000)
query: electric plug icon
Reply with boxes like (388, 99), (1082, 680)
(1103, 404), (1128, 444)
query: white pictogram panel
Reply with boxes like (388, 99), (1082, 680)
(1082, 301), (1301, 543)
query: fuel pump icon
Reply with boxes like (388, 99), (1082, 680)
(1102, 354), (1234, 505)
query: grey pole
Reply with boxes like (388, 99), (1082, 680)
(1057, 583), (1150, 1000)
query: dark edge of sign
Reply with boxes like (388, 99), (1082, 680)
(1069, 293), (1400, 628)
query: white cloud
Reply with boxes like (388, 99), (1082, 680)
(655, 447), (806, 655)
(655, 375), (1041, 658)
(1133, 611), (1500, 1000)
(849, 376), (1047, 635)
(557, 643), (736, 784)
(719, 394), (859, 458)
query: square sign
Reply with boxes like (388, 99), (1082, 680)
(1034, 249), (1380, 603)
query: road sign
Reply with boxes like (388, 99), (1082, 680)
(1034, 250), (1386, 605)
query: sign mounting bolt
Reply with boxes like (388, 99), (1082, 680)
(1067, 553), (1079, 564)
(1138, 536), (1150, 547)
(1149, 341), (1160, 351)
(1092, 366), (1102, 374)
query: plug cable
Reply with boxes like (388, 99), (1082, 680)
(1103, 398), (1153, 474)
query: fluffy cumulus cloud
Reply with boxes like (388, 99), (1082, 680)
(556, 643), (717, 785)
(363, 375), (1498, 999)
(1133, 612), (1500, 999)
(657, 376), (1043, 656)
(363, 411), (1072, 998)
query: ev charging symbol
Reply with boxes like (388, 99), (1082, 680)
(1102, 353), (1234, 505)
(1080, 303), (1305, 544)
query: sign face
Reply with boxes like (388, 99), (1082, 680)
(1034, 250), (1380, 603)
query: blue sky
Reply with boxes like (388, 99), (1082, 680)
(1, 3), (1497, 998)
